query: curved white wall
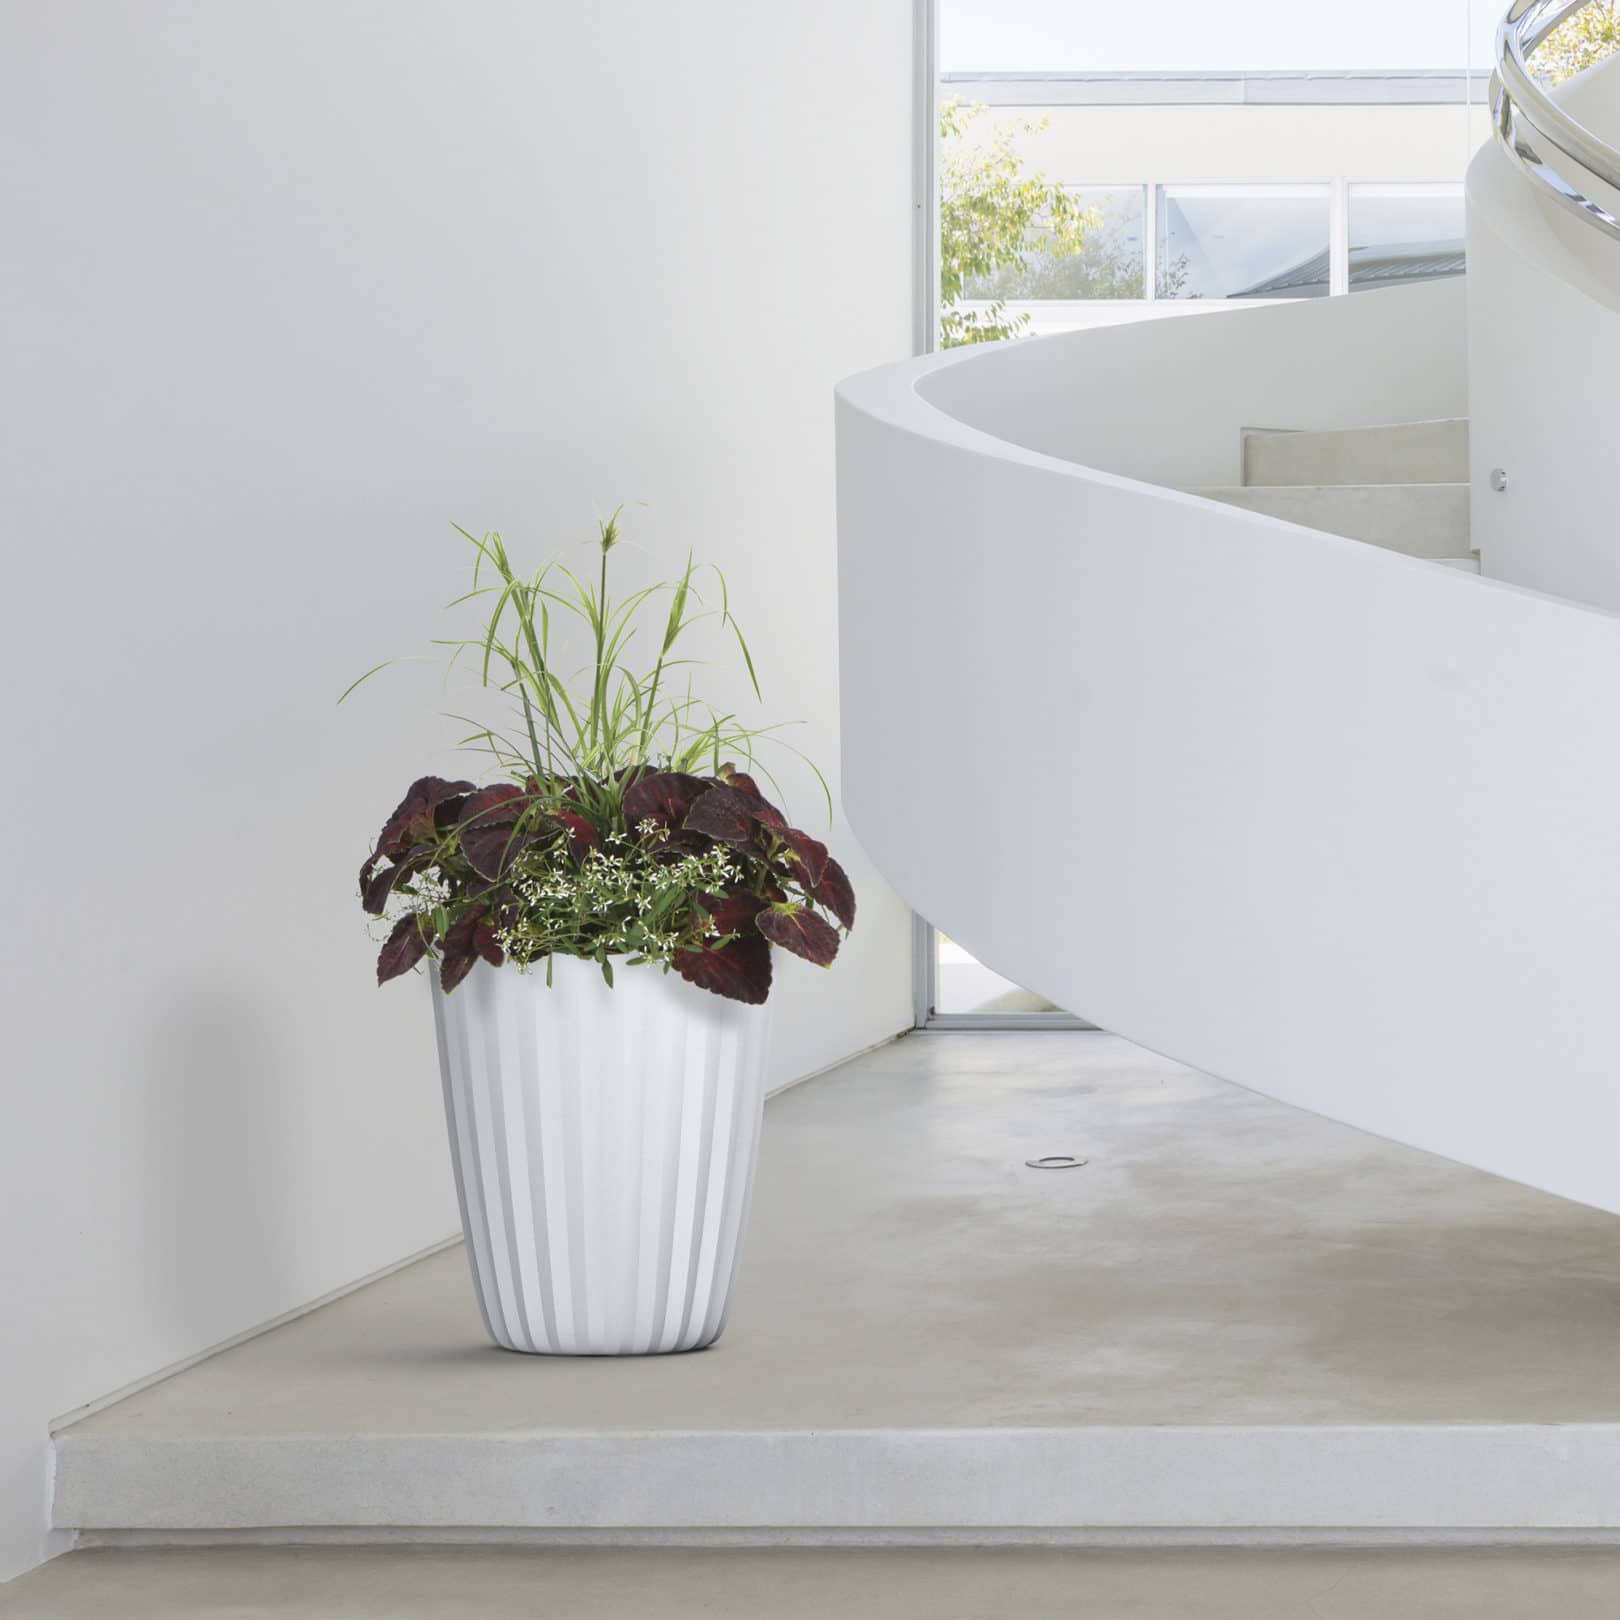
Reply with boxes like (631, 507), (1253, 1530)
(839, 278), (1620, 1221)
(917, 278), (1468, 489)
(1467, 53), (1620, 608)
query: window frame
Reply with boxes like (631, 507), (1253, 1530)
(1344, 179), (1467, 292)
(1154, 178), (1337, 302)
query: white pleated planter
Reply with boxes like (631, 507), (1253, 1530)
(430, 953), (772, 1355)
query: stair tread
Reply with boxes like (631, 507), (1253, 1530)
(1244, 417), (1467, 436)
(1242, 418), (1469, 487)
(1193, 482), (1471, 559)
(10, 1546), (1620, 1619)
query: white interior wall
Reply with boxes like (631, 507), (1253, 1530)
(0, 0), (915, 1581)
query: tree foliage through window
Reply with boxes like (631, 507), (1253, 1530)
(937, 99), (1099, 346)
(938, 98), (1188, 346)
(1535, 1), (1620, 85)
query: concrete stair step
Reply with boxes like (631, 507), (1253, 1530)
(44, 1035), (1620, 1544)
(10, 1545), (1620, 1619)
(1242, 418), (1469, 486)
(1195, 481), (1471, 559)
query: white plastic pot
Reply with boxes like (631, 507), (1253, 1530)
(430, 953), (772, 1355)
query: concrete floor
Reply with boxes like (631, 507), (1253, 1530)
(51, 1033), (1620, 1532)
(13, 1545), (1620, 1618)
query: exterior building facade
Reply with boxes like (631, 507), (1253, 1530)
(948, 69), (1495, 333)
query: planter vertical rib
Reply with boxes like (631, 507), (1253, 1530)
(431, 954), (772, 1355)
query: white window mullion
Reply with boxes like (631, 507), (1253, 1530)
(1330, 177), (1350, 296)
(1144, 182), (1159, 300)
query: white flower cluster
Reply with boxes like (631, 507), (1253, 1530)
(494, 837), (741, 969)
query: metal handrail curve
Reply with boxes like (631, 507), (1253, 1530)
(1493, 0), (1620, 240)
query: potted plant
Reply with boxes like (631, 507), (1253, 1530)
(350, 518), (855, 1355)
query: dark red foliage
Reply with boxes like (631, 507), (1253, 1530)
(458, 784), (554, 879)
(361, 762), (856, 1004)
(808, 856), (856, 931)
(553, 810), (601, 858)
(459, 783), (527, 825)
(439, 903), (506, 992)
(716, 762), (762, 797)
(748, 797), (787, 833)
(757, 904), (841, 967)
(684, 785), (761, 846)
(780, 827), (829, 889)
(376, 914), (428, 985)
(724, 773), (788, 832)
(361, 842), (432, 915)
(373, 776), (475, 860)
(360, 776), (476, 910)
(674, 932), (772, 1004)
(459, 823), (538, 881)
(672, 890), (772, 1002)
(697, 889), (768, 939)
(620, 770), (708, 833)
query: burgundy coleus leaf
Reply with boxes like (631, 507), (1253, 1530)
(376, 914), (429, 985)
(712, 771), (789, 834)
(437, 944), (476, 993)
(374, 775), (476, 858)
(360, 842), (434, 916)
(695, 888), (768, 939)
(459, 821), (538, 881)
(716, 761), (759, 792)
(621, 771), (709, 834)
(553, 810), (601, 858)
(757, 904), (841, 967)
(438, 904), (501, 992)
(684, 785), (759, 846)
(472, 917), (505, 968)
(809, 856), (856, 931)
(674, 931), (773, 1005)
(779, 827), (829, 890)
(433, 791), (473, 832)
(459, 783), (528, 828)
(749, 796), (787, 833)
(458, 785), (548, 880)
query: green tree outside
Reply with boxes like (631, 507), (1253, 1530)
(1535, 1), (1620, 84)
(938, 98), (1189, 347)
(937, 99), (1099, 347)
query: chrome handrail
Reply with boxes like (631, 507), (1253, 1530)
(1493, 0), (1620, 240)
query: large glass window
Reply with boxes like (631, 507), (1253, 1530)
(926, 931), (1083, 1024)
(1157, 184), (1333, 300)
(1347, 182), (1466, 291)
(936, 936), (1061, 1016)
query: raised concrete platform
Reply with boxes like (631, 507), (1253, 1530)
(12, 1545), (1620, 1618)
(52, 1034), (1620, 1538)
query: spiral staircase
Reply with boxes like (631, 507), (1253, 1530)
(839, 0), (1620, 1220)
